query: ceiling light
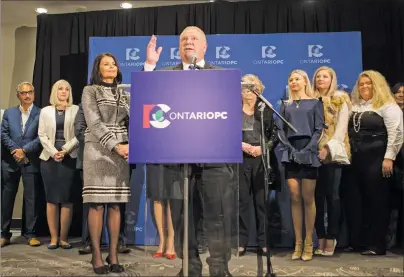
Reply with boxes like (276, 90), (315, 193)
(120, 3), (132, 9)
(35, 7), (48, 14)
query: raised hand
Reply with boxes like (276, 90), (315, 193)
(146, 35), (163, 66)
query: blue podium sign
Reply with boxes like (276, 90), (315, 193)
(128, 69), (243, 164)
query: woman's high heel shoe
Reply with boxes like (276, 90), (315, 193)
(238, 247), (247, 257)
(106, 255), (124, 273)
(322, 239), (337, 256)
(165, 253), (177, 260)
(301, 241), (313, 261)
(292, 242), (302, 260)
(153, 252), (164, 258)
(91, 260), (109, 275)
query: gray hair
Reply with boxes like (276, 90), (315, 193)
(16, 82), (34, 93)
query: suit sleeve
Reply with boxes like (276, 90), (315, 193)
(82, 86), (120, 151)
(74, 104), (87, 142)
(22, 112), (42, 154)
(301, 100), (325, 153)
(1, 110), (21, 152)
(276, 103), (296, 153)
(38, 108), (59, 158)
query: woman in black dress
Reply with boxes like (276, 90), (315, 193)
(38, 79), (80, 249)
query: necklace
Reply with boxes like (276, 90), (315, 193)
(352, 112), (364, 132)
(57, 109), (65, 116)
(295, 98), (302, 108)
(99, 85), (119, 101)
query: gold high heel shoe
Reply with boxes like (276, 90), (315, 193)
(301, 241), (313, 261)
(292, 242), (303, 260)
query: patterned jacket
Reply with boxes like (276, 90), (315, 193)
(81, 84), (130, 151)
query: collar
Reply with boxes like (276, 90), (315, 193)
(182, 59), (206, 70)
(359, 97), (373, 105)
(19, 103), (33, 114)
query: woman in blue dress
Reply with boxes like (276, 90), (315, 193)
(277, 69), (325, 261)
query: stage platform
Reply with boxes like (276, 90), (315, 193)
(1, 236), (403, 276)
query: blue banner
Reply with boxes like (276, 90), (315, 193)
(129, 69), (242, 164)
(88, 32), (362, 247)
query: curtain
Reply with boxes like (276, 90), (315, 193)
(33, 0), (404, 107)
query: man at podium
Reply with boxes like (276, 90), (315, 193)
(143, 26), (234, 277)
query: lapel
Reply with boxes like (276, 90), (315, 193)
(64, 106), (72, 136)
(22, 106), (39, 137)
(203, 62), (213, 69)
(173, 63), (184, 70)
(15, 106), (23, 136)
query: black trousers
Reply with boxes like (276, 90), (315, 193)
(341, 140), (391, 253)
(1, 169), (41, 239)
(315, 164), (342, 240)
(238, 155), (266, 248)
(80, 170), (127, 245)
(171, 165), (234, 274)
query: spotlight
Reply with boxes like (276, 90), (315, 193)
(120, 2), (133, 9)
(35, 7), (48, 14)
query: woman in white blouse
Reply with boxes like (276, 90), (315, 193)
(38, 80), (79, 249)
(313, 66), (351, 256)
(342, 70), (403, 255)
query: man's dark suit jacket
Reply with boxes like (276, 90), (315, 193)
(1, 105), (42, 173)
(74, 103), (86, 170)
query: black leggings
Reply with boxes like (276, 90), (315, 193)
(314, 164), (342, 240)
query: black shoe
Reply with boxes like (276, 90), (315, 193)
(91, 260), (109, 275)
(209, 267), (233, 277)
(361, 249), (386, 256)
(177, 269), (202, 277)
(105, 255), (124, 273)
(118, 244), (131, 254)
(78, 245), (92, 255)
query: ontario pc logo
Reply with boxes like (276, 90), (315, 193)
(143, 104), (171, 129)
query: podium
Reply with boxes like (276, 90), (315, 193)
(129, 69), (243, 276)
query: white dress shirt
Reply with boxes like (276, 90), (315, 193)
(352, 99), (404, 160)
(143, 59), (206, 72)
(326, 91), (350, 164)
(19, 103), (33, 132)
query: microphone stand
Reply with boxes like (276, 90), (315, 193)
(254, 92), (297, 134)
(258, 105), (276, 277)
(253, 92), (296, 277)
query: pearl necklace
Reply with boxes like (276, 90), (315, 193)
(352, 112), (364, 133)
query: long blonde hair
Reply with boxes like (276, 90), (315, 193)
(284, 69), (314, 104)
(49, 79), (73, 107)
(351, 70), (395, 109)
(312, 66), (338, 97)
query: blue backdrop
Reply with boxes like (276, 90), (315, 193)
(88, 32), (363, 247)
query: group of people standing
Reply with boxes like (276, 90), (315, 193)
(239, 66), (403, 263)
(1, 24), (403, 277)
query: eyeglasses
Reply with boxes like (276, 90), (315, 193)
(18, 90), (34, 96)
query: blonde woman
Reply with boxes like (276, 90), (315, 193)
(38, 80), (79, 249)
(312, 66), (351, 256)
(342, 70), (403, 255)
(277, 69), (325, 261)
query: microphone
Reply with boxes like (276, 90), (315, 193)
(240, 81), (297, 133)
(258, 101), (266, 111)
(190, 54), (197, 66)
(241, 82), (256, 90)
